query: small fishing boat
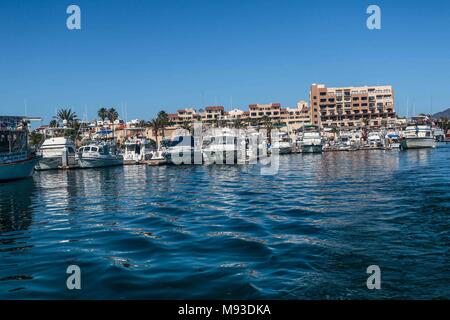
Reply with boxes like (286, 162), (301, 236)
(123, 136), (153, 164)
(78, 142), (123, 168)
(0, 116), (40, 181)
(385, 134), (401, 149)
(300, 125), (323, 153)
(433, 128), (445, 142)
(35, 136), (79, 170)
(270, 132), (292, 155)
(368, 132), (383, 148)
(147, 150), (167, 166)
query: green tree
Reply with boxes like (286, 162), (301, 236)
(157, 110), (169, 139)
(30, 131), (44, 147)
(107, 108), (119, 123)
(56, 108), (77, 128)
(97, 107), (108, 122)
(180, 121), (192, 134)
(49, 120), (59, 128)
(232, 118), (244, 129)
(148, 118), (162, 150)
(260, 115), (273, 143)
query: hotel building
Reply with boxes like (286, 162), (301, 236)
(168, 101), (311, 130)
(310, 84), (396, 128)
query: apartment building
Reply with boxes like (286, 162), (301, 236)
(168, 101), (310, 129)
(310, 84), (396, 128)
(281, 101), (311, 130)
(168, 108), (200, 126)
(201, 106), (225, 122)
(249, 103), (282, 120)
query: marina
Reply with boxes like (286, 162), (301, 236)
(1, 0), (450, 306)
(1, 145), (449, 299)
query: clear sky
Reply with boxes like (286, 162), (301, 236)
(0, 0), (449, 123)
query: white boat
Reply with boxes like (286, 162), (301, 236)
(35, 137), (78, 170)
(147, 150), (167, 166)
(246, 131), (268, 161)
(367, 132), (383, 148)
(164, 135), (202, 165)
(0, 116), (40, 181)
(78, 143), (123, 168)
(301, 125), (323, 153)
(385, 134), (401, 149)
(270, 132), (292, 154)
(401, 125), (437, 149)
(433, 128), (445, 142)
(202, 128), (244, 164)
(123, 136), (153, 164)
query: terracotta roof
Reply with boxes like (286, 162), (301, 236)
(205, 106), (224, 111)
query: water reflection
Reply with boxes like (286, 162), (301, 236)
(0, 179), (35, 233)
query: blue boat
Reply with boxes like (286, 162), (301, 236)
(0, 116), (40, 181)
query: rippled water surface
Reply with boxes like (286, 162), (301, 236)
(1, 145), (449, 299)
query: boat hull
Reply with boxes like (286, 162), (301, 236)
(35, 155), (79, 170)
(0, 158), (39, 181)
(301, 144), (323, 153)
(78, 157), (123, 168)
(401, 138), (437, 149)
(203, 150), (239, 164)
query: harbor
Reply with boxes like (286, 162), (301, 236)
(1, 107), (450, 299)
(1, 0), (450, 303)
(1, 107), (448, 180)
(1, 144), (449, 299)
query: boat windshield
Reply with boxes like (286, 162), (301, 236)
(212, 136), (237, 145)
(169, 136), (194, 148)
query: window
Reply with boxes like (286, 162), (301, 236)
(0, 133), (10, 153)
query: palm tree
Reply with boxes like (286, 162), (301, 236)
(180, 121), (192, 134)
(260, 115), (273, 143)
(56, 108), (77, 128)
(138, 120), (147, 129)
(49, 120), (59, 128)
(107, 108), (119, 123)
(97, 107), (108, 123)
(157, 110), (169, 139)
(106, 108), (119, 141)
(232, 118), (244, 129)
(148, 118), (162, 150)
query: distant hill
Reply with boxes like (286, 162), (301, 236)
(433, 108), (450, 119)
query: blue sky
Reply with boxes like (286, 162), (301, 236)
(0, 0), (449, 122)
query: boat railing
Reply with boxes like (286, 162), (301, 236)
(0, 151), (28, 164)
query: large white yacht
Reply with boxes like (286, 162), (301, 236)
(0, 116), (40, 181)
(300, 125), (323, 153)
(202, 128), (244, 164)
(401, 125), (437, 149)
(78, 143), (123, 168)
(164, 135), (202, 165)
(35, 136), (78, 170)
